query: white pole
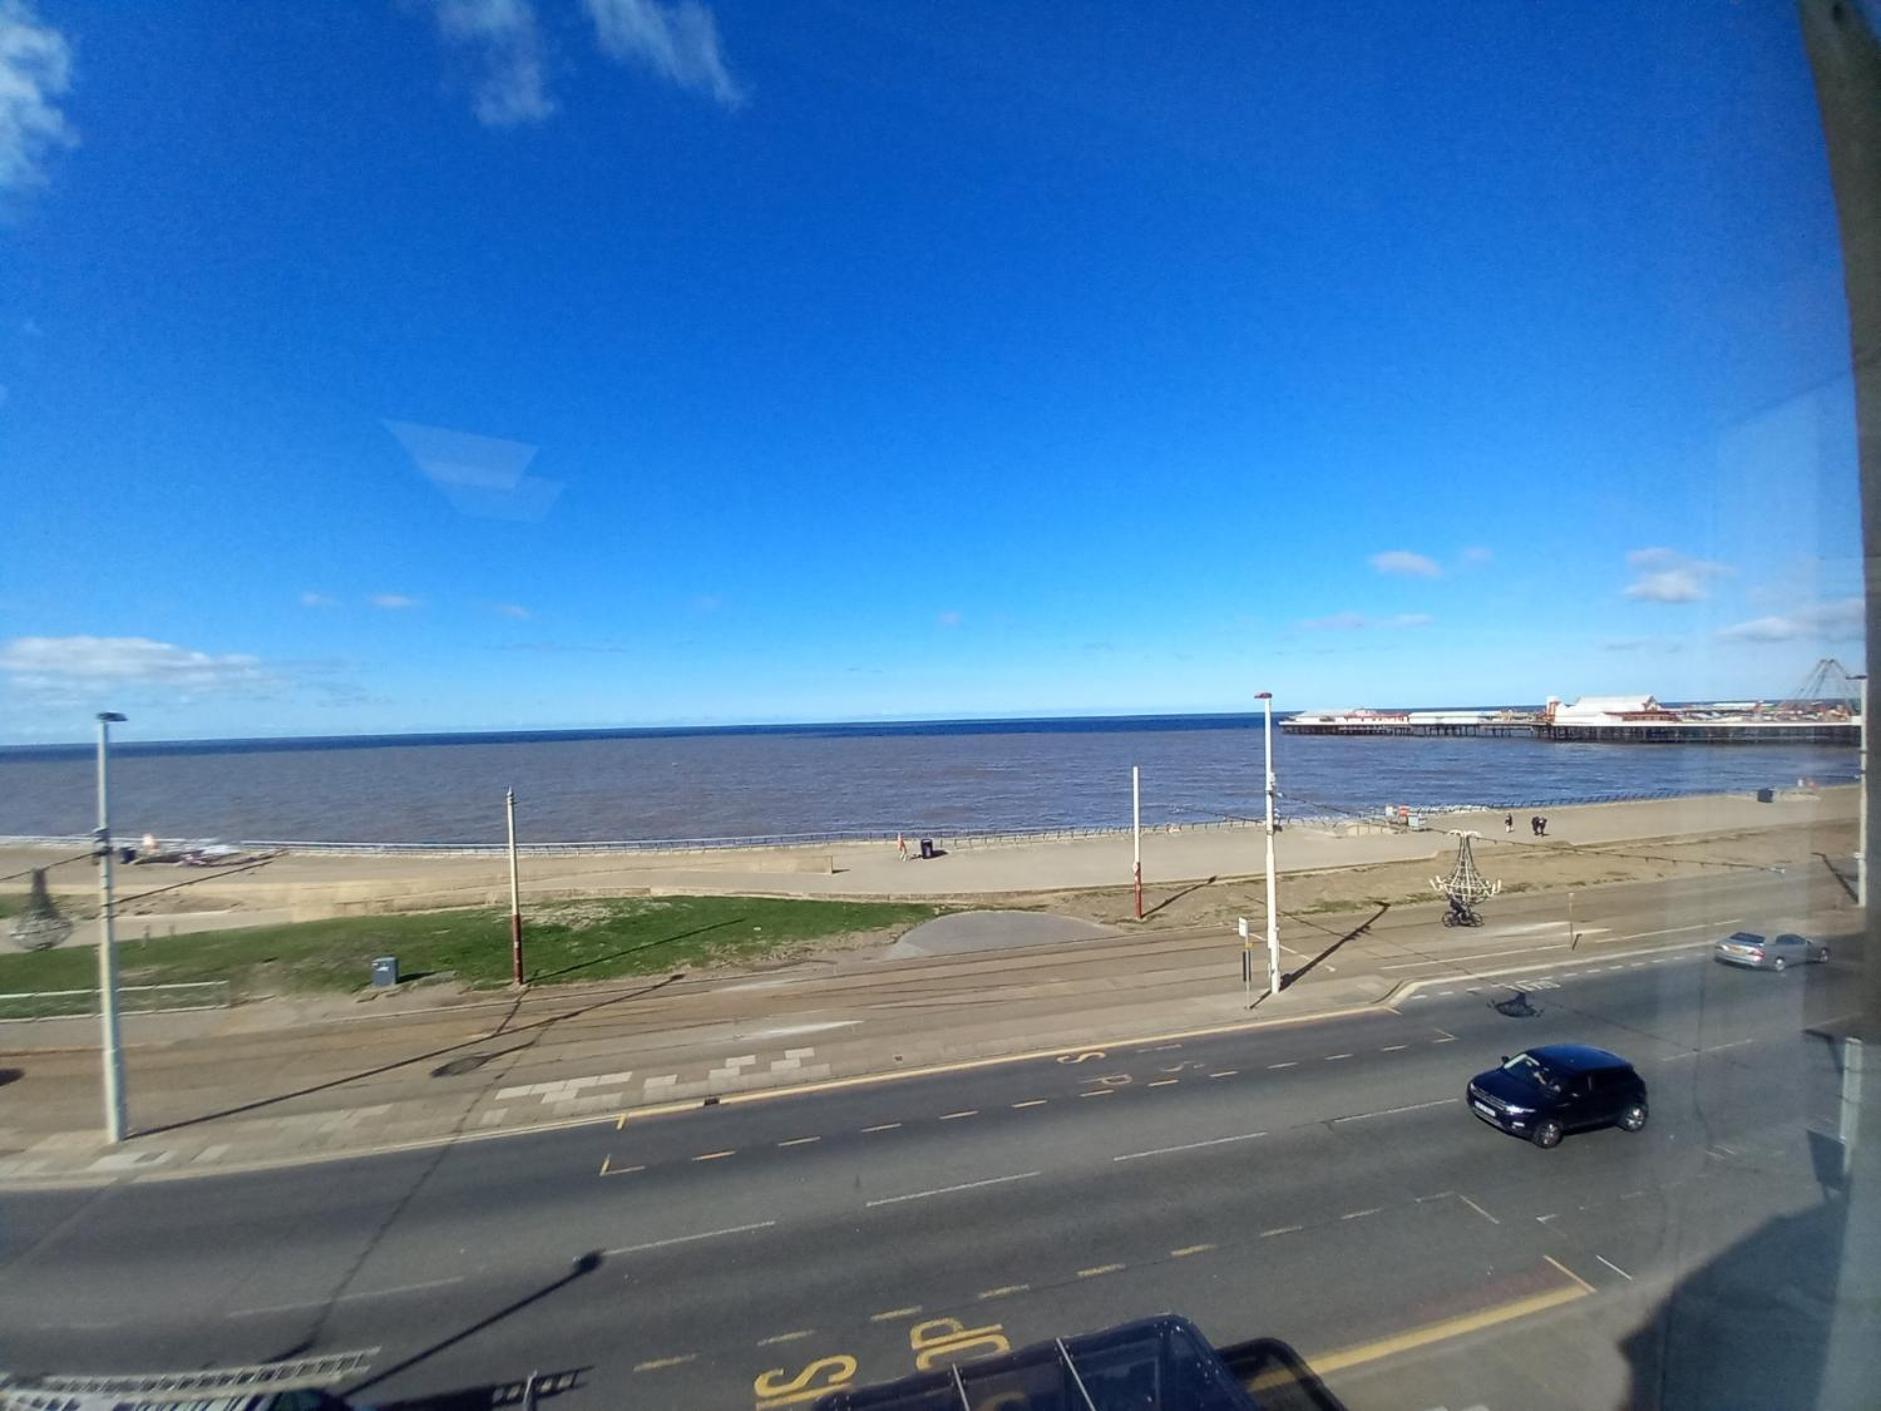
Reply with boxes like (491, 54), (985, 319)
(1258, 692), (1280, 993)
(506, 787), (524, 986)
(95, 712), (128, 1143)
(1859, 674), (1869, 909)
(1132, 765), (1142, 920)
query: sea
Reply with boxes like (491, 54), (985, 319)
(0, 715), (1858, 846)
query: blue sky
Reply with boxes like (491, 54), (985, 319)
(0, 0), (1866, 742)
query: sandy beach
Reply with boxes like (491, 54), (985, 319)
(2, 786), (1856, 938)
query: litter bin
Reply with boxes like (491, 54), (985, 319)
(1756, 787), (1775, 804)
(919, 837), (935, 860)
(371, 955), (400, 988)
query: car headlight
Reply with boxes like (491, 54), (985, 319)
(1502, 1104), (1534, 1115)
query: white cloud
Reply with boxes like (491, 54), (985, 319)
(1300, 611), (1433, 631)
(1717, 597), (1863, 644)
(0, 0), (76, 192)
(583, 0), (746, 108)
(1300, 612), (1369, 631)
(428, 0), (554, 127)
(371, 593), (420, 609)
(936, 610), (962, 628)
(1622, 548), (1731, 603)
(299, 590), (338, 608)
(1368, 550), (1441, 578)
(0, 635), (276, 697)
(493, 602), (531, 619)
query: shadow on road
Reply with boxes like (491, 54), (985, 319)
(341, 1254), (605, 1401)
(132, 973), (686, 1138)
(1282, 902), (1391, 989)
(1620, 1194), (1851, 1409)
(1815, 851), (1858, 904)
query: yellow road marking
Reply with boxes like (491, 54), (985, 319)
(870, 1306), (921, 1323)
(693, 1150), (735, 1162)
(1544, 1254), (1596, 1293)
(634, 1355), (696, 1373)
(777, 1137), (820, 1147)
(615, 1112), (627, 1130)
(1170, 1243), (1215, 1258)
(757, 1330), (815, 1346)
(862, 1122), (903, 1133)
(1281, 1281), (1590, 1383)
(940, 1110), (978, 1120)
(1079, 1089), (1115, 1099)
(599, 1156), (644, 1177)
(1011, 1100), (1048, 1109)
(1077, 1264), (1125, 1278)
(1147, 1079), (1179, 1088)
(977, 1284), (1029, 1300)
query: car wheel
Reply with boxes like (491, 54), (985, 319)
(1532, 1119), (1564, 1149)
(1619, 1104), (1647, 1133)
(1772, 957), (1787, 973)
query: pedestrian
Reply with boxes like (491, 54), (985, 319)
(897, 832), (908, 862)
(1503, 813), (1513, 835)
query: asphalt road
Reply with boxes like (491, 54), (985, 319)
(0, 924), (1862, 1411)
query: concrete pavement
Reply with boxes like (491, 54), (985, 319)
(0, 947), (1862, 1410)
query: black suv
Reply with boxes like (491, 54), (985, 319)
(1466, 1043), (1648, 1148)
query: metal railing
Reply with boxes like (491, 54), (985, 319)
(0, 980), (231, 1022)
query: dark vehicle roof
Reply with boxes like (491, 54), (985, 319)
(1526, 1044), (1632, 1073)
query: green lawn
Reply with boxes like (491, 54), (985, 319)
(0, 895), (941, 1001)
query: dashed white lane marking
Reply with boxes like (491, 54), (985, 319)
(940, 1110), (979, 1120)
(862, 1122), (903, 1132)
(1597, 1254), (1634, 1281)
(1380, 1044), (1409, 1051)
(606, 1220), (777, 1256)
(1011, 1100), (1048, 1109)
(1261, 1224), (1303, 1238)
(1456, 1194), (1501, 1226)
(1268, 1061), (1298, 1069)
(777, 1136), (821, 1147)
(1341, 1207), (1381, 1221)
(758, 1330), (814, 1346)
(1113, 1131), (1266, 1163)
(1324, 1053), (1353, 1061)
(866, 1172), (1041, 1208)
(1380, 943), (1566, 970)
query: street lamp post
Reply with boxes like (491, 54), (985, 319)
(506, 787), (525, 987)
(1256, 692), (1281, 995)
(1857, 674), (1869, 909)
(95, 711), (128, 1143)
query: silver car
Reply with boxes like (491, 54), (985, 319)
(1714, 930), (1829, 972)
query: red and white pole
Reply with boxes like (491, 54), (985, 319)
(506, 786), (525, 986)
(1132, 764), (1143, 919)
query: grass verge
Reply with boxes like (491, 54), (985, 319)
(0, 895), (941, 1001)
